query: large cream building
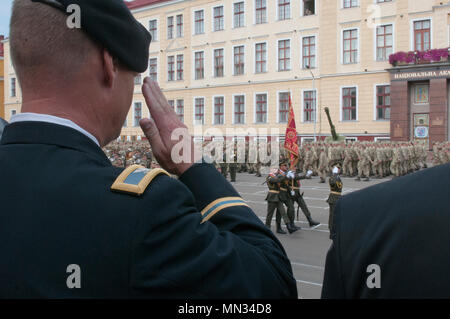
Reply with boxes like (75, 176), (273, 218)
(3, 0), (450, 146)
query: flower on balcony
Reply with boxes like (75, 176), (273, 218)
(389, 48), (450, 66)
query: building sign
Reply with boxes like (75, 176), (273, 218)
(391, 68), (450, 81)
(414, 126), (428, 138)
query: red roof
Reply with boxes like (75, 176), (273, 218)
(125, 0), (171, 10)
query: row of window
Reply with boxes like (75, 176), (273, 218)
(126, 85), (391, 127)
(148, 0), (317, 41)
(142, 19), (430, 83)
(149, 0), (395, 40)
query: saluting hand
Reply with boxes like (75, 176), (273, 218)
(139, 78), (197, 176)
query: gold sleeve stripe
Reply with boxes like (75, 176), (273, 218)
(201, 202), (250, 224)
(200, 196), (245, 216)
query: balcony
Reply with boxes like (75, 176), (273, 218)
(389, 48), (450, 67)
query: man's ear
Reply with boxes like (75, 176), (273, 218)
(102, 48), (118, 88)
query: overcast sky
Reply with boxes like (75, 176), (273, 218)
(0, 0), (13, 37)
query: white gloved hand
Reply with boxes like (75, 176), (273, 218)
(286, 171), (295, 179)
(306, 170), (313, 177)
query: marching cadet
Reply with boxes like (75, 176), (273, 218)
(219, 152), (229, 179)
(372, 145), (384, 178)
(229, 152), (238, 182)
(290, 169), (320, 227)
(341, 145), (353, 177)
(327, 165), (343, 239)
(318, 146), (329, 183)
(303, 146), (313, 176)
(277, 161), (301, 231)
(355, 144), (370, 181)
(265, 169), (298, 234)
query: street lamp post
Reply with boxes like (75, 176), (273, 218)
(307, 66), (316, 142)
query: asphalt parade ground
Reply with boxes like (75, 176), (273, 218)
(230, 171), (392, 299)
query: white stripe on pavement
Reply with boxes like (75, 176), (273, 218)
(296, 280), (323, 287)
(291, 262), (325, 270)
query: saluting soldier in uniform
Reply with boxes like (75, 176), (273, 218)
(327, 165), (343, 239)
(0, 0), (297, 298)
(265, 169), (298, 234)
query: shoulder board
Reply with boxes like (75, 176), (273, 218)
(111, 164), (171, 196)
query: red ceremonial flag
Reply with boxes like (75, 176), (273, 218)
(284, 94), (299, 170)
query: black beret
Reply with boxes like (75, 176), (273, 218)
(31, 0), (152, 73)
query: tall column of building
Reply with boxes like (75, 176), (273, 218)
(390, 80), (409, 141)
(429, 78), (448, 143)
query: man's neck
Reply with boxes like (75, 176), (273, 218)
(21, 98), (105, 147)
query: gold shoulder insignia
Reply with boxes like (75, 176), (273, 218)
(111, 164), (170, 196)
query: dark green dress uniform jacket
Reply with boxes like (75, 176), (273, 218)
(322, 163), (450, 298)
(0, 122), (297, 299)
(265, 175), (282, 202)
(326, 175), (343, 205)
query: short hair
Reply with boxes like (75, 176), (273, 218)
(10, 0), (98, 87)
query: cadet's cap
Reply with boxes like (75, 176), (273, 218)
(31, 0), (151, 73)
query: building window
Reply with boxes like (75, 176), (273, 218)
(177, 55), (184, 81)
(195, 51), (204, 80)
(134, 74), (142, 85)
(214, 6), (224, 31)
(343, 0), (358, 8)
(214, 49), (224, 77)
(123, 119), (127, 128)
(234, 95), (245, 124)
(278, 0), (290, 20)
(194, 10), (204, 34)
(167, 16), (174, 39)
(167, 56), (175, 81)
(234, 46), (245, 75)
(255, 0), (267, 24)
(342, 87), (357, 121)
(10, 78), (16, 97)
(176, 100), (184, 123)
(376, 24), (393, 61)
(168, 100), (175, 110)
(214, 97), (224, 125)
(303, 0), (315, 16)
(255, 93), (267, 123)
(302, 36), (316, 69)
(376, 85), (390, 120)
(134, 102), (142, 127)
(343, 29), (358, 64)
(279, 92), (290, 123)
(11, 110), (17, 117)
(149, 58), (157, 81)
(376, 0), (392, 2)
(255, 43), (267, 73)
(278, 40), (291, 71)
(303, 90), (316, 122)
(149, 19), (157, 41)
(414, 20), (431, 51)
(195, 98), (205, 125)
(234, 2), (245, 28)
(176, 14), (183, 37)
